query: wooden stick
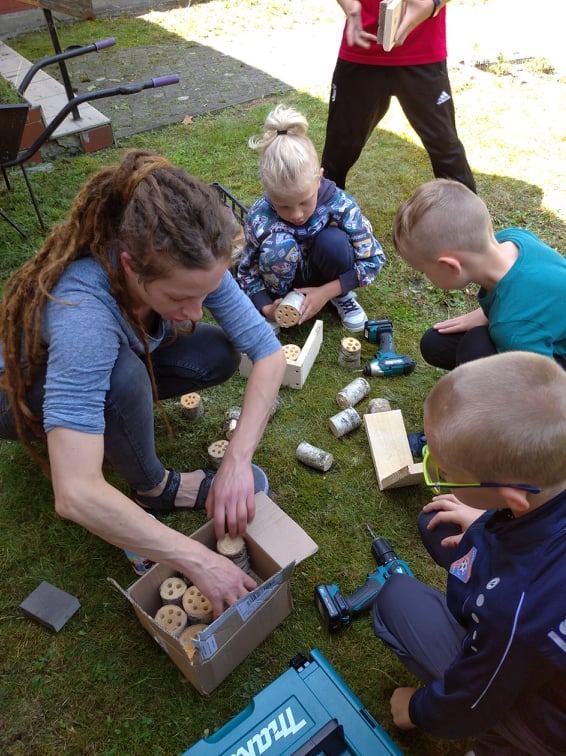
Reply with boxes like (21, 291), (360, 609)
(282, 344), (301, 361)
(223, 407), (241, 440)
(338, 336), (362, 369)
(275, 291), (305, 328)
(217, 535), (251, 573)
(182, 585), (213, 625)
(208, 439), (229, 468)
(159, 576), (187, 606)
(180, 392), (204, 420)
(154, 604), (188, 638)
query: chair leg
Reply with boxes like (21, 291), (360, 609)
(2, 166), (12, 192)
(0, 207), (28, 238)
(20, 164), (46, 231)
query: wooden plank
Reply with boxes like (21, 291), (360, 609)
(379, 462), (424, 490)
(16, 1), (95, 19)
(377, 0), (403, 52)
(290, 318), (323, 388)
(364, 410), (424, 490)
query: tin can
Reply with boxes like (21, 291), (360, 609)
(124, 513), (157, 575)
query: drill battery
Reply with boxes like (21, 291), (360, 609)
(364, 318), (395, 346)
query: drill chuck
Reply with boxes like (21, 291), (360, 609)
(372, 536), (399, 565)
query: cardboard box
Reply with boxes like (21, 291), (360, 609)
(109, 492), (318, 694)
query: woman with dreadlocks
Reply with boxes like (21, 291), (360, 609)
(0, 150), (286, 617)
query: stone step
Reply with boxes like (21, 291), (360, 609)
(0, 40), (113, 159)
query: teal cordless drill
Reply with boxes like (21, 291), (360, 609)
(363, 318), (416, 377)
(314, 526), (413, 631)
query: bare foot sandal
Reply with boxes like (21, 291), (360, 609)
(131, 469), (215, 513)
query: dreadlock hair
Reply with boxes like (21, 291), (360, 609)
(0, 149), (237, 468)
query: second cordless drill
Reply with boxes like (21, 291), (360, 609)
(314, 526), (413, 631)
(363, 319), (416, 377)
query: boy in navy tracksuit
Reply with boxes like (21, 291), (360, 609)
(373, 351), (566, 754)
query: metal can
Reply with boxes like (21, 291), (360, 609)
(123, 512), (157, 575)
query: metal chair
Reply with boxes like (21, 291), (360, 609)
(0, 102), (37, 237)
(1, 38), (179, 237)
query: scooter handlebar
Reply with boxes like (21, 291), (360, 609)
(93, 37), (116, 51)
(151, 75), (180, 88)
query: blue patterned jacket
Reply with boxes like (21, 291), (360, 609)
(237, 178), (385, 310)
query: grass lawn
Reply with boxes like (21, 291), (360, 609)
(0, 2), (564, 754)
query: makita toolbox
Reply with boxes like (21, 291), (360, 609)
(183, 648), (402, 755)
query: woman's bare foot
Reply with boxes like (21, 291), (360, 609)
(136, 470), (206, 508)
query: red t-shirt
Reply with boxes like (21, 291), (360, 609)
(338, 2), (447, 66)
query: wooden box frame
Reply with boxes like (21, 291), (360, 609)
(239, 319), (323, 390)
(364, 409), (423, 490)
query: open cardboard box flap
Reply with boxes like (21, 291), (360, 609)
(245, 491), (318, 566)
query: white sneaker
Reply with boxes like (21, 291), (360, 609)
(331, 291), (367, 332)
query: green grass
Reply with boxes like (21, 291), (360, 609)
(1, 2), (565, 755)
(0, 76), (22, 104)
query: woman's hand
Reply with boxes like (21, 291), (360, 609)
(206, 349), (286, 539)
(187, 543), (257, 619)
(206, 457), (256, 540)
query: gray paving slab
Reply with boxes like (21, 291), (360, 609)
(20, 580), (81, 632)
(59, 42), (294, 139)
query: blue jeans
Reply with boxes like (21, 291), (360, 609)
(292, 225), (355, 291)
(0, 323), (239, 491)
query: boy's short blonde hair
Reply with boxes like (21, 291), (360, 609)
(424, 352), (566, 488)
(392, 179), (494, 262)
(249, 104), (320, 196)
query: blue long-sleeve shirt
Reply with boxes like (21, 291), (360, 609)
(28, 258), (280, 434)
(237, 178), (385, 311)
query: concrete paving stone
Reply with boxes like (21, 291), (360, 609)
(20, 580), (81, 632)
(46, 40), (301, 139)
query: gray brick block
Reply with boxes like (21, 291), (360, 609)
(20, 581), (80, 632)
